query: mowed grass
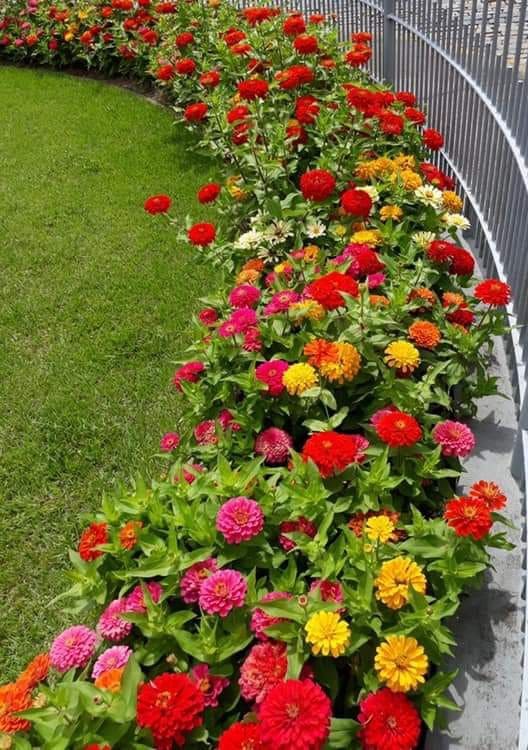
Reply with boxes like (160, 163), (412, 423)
(0, 66), (217, 678)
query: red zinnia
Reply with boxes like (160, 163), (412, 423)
(378, 111), (404, 135)
(237, 78), (269, 101)
(295, 95), (319, 124)
(277, 64), (314, 89)
(293, 34), (319, 54)
(423, 128), (444, 150)
(156, 63), (174, 80)
(137, 673), (204, 748)
(469, 480), (507, 511)
(144, 194), (172, 214)
(197, 183), (221, 204)
(300, 168), (335, 202)
(188, 222), (216, 246)
(358, 688), (422, 750)
(200, 70), (221, 87)
(404, 107), (426, 125)
(444, 496), (493, 541)
(259, 679), (332, 750)
(218, 721), (264, 749)
(175, 57), (196, 75)
(78, 522), (108, 561)
(340, 188), (372, 217)
(283, 14), (306, 36)
(375, 411), (422, 447)
(302, 431), (369, 477)
(175, 31), (194, 48)
(184, 102), (208, 122)
(474, 279), (511, 306)
(305, 272), (359, 310)
(227, 105), (250, 124)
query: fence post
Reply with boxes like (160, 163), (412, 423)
(382, 0), (395, 83)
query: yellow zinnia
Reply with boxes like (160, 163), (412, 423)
(395, 169), (423, 191)
(350, 229), (382, 246)
(289, 300), (325, 321)
(393, 153), (416, 170)
(283, 363), (318, 395)
(374, 556), (427, 609)
(380, 204), (403, 222)
(442, 190), (463, 213)
(384, 340), (420, 374)
(375, 635), (429, 692)
(365, 515), (395, 543)
(305, 611), (351, 657)
(319, 342), (361, 384)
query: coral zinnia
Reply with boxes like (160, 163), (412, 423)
(384, 341), (420, 374)
(299, 168), (336, 202)
(358, 688), (422, 750)
(302, 431), (369, 477)
(144, 194), (172, 214)
(259, 679), (332, 750)
(78, 521), (108, 562)
(218, 721), (264, 749)
(283, 362), (318, 395)
(408, 320), (441, 349)
(305, 611), (351, 657)
(469, 480), (507, 511)
(375, 557), (426, 610)
(375, 410), (422, 447)
(375, 635), (429, 693)
(216, 496), (265, 544)
(239, 642), (287, 703)
(432, 420), (475, 458)
(50, 625), (98, 672)
(444, 496), (492, 540)
(474, 279), (511, 306)
(136, 672), (204, 748)
(199, 569), (247, 616)
(255, 427), (293, 465)
(305, 272), (359, 310)
(188, 222), (216, 246)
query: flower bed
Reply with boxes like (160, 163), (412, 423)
(0, 1), (517, 749)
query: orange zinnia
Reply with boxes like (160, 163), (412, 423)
(304, 339), (337, 368)
(0, 683), (32, 734)
(119, 520), (143, 550)
(408, 320), (441, 349)
(95, 667), (125, 693)
(17, 653), (50, 691)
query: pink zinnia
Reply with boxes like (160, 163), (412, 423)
(218, 319), (239, 338)
(239, 642), (287, 703)
(97, 598), (133, 642)
(367, 272), (385, 289)
(216, 496), (264, 544)
(229, 284), (261, 308)
(198, 307), (218, 326)
(279, 516), (317, 551)
(179, 463), (205, 484)
(172, 361), (204, 391)
(126, 581), (163, 613)
(194, 419), (218, 445)
(255, 427), (293, 465)
(255, 360), (289, 396)
(50, 625), (98, 672)
(243, 326), (262, 352)
(251, 591), (293, 640)
(199, 569), (247, 616)
(190, 664), (229, 707)
(180, 558), (218, 603)
(309, 579), (344, 607)
(231, 307), (258, 332)
(432, 420), (476, 458)
(160, 432), (180, 452)
(264, 290), (301, 315)
(92, 645), (131, 679)
(218, 409), (241, 432)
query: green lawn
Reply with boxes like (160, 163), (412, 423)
(0, 66), (217, 678)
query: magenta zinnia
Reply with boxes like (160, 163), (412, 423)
(216, 496), (265, 544)
(199, 568), (247, 616)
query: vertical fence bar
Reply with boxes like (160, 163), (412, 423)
(382, 0), (395, 83)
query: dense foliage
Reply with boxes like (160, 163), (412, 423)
(0, 1), (515, 749)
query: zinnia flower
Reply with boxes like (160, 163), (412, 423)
(199, 569), (247, 616)
(50, 625), (98, 672)
(432, 420), (475, 458)
(375, 411), (422, 447)
(119, 520), (142, 550)
(444, 496), (492, 540)
(0, 682), (32, 734)
(384, 341), (420, 374)
(279, 517), (317, 551)
(188, 222), (216, 246)
(305, 272), (359, 310)
(305, 611), (351, 657)
(259, 679), (332, 750)
(474, 279), (511, 306)
(92, 646), (131, 679)
(197, 182), (221, 203)
(17, 652), (50, 691)
(375, 635), (429, 693)
(358, 688), (422, 750)
(319, 342), (361, 384)
(340, 187), (372, 217)
(126, 581), (163, 613)
(302, 431), (369, 477)
(255, 361), (289, 397)
(95, 667), (124, 693)
(78, 521), (108, 562)
(255, 427), (293, 465)
(469, 480), (507, 511)
(218, 721), (264, 749)
(229, 284), (261, 308)
(180, 559), (218, 603)
(299, 169), (336, 202)
(216, 497), (265, 544)
(144, 194), (172, 214)
(184, 102), (208, 121)
(283, 362), (318, 395)
(375, 557), (426, 610)
(251, 591), (293, 639)
(97, 598), (133, 642)
(309, 579), (344, 607)
(160, 431), (180, 452)
(239, 642), (287, 703)
(172, 360), (204, 391)
(136, 672), (204, 748)
(190, 664), (229, 708)
(408, 320), (441, 349)
(365, 515), (395, 543)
